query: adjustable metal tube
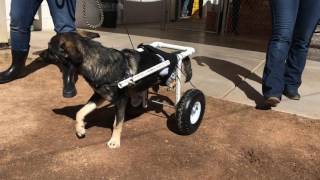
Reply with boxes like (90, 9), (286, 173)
(118, 60), (171, 89)
(118, 42), (196, 105)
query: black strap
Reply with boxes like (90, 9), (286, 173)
(138, 44), (178, 81)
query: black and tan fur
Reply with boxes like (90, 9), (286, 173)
(41, 32), (192, 148)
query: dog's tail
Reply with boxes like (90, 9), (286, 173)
(182, 56), (192, 82)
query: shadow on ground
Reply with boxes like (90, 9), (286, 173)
(194, 56), (265, 106)
(52, 93), (179, 133)
(21, 58), (49, 78)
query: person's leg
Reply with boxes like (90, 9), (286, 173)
(198, 0), (203, 18)
(262, 0), (299, 101)
(187, 0), (194, 16)
(46, 0), (76, 33)
(0, 0), (42, 83)
(181, 0), (191, 17)
(284, 0), (320, 98)
(46, 0), (77, 98)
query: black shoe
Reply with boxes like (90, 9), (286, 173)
(62, 64), (77, 98)
(283, 90), (300, 100)
(265, 97), (281, 107)
(0, 50), (28, 83)
(39, 50), (77, 98)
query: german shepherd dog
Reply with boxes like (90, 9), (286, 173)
(41, 32), (192, 148)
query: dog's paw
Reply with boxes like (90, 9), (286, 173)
(75, 125), (86, 138)
(107, 138), (121, 149)
(76, 131), (86, 139)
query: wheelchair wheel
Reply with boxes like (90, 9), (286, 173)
(175, 89), (205, 135)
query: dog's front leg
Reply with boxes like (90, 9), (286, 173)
(76, 93), (104, 138)
(107, 97), (128, 149)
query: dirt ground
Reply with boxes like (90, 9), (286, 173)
(1, 50), (320, 180)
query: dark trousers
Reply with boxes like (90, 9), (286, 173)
(262, 0), (320, 98)
(10, 0), (76, 51)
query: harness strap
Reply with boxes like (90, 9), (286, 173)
(138, 44), (178, 85)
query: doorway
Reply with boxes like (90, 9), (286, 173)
(164, 0), (226, 34)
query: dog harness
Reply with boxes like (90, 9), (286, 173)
(137, 44), (178, 86)
(89, 45), (178, 94)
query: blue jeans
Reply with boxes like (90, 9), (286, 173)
(10, 0), (76, 51)
(262, 0), (320, 98)
(181, 0), (190, 16)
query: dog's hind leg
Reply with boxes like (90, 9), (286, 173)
(75, 93), (104, 138)
(107, 97), (128, 149)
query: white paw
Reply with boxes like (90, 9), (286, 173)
(75, 124), (86, 138)
(107, 138), (121, 149)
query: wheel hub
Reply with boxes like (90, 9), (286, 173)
(190, 101), (201, 124)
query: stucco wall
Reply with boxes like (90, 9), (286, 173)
(3, 0), (169, 30)
(124, 0), (163, 24)
(0, 0), (9, 42)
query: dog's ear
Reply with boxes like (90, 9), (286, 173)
(60, 41), (83, 65)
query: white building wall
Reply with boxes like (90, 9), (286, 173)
(2, 0), (170, 32)
(0, 0), (9, 42)
(124, 0), (162, 24)
(5, 0), (10, 32)
(40, 1), (55, 30)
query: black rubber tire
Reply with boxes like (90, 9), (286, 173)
(175, 89), (205, 135)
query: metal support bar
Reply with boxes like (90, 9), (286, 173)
(220, 0), (229, 35)
(149, 41), (195, 59)
(148, 41), (195, 103)
(176, 58), (182, 104)
(160, 0), (168, 31)
(118, 60), (171, 89)
(151, 100), (175, 108)
(118, 42), (196, 105)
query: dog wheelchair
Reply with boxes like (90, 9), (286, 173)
(118, 42), (206, 135)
